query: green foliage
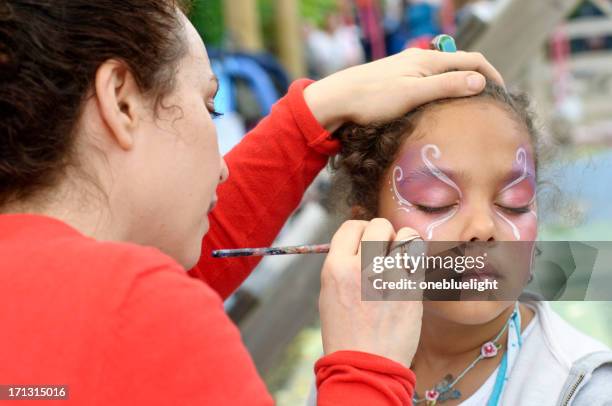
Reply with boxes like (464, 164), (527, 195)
(188, 0), (339, 49)
(300, 0), (338, 28)
(258, 0), (277, 52)
(190, 0), (225, 47)
(255, 0), (338, 51)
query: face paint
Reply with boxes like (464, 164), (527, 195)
(391, 166), (414, 213)
(495, 211), (522, 240)
(390, 144), (461, 240)
(421, 144), (462, 198)
(389, 142), (537, 241)
(494, 147), (537, 241)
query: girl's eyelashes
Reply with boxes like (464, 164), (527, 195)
(496, 204), (531, 215)
(415, 203), (457, 214)
(414, 203), (532, 215)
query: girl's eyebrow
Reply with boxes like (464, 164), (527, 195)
(402, 166), (470, 184)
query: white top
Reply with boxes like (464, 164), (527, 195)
(458, 313), (538, 406)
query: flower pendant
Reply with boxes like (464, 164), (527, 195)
(425, 389), (440, 405)
(481, 341), (500, 358)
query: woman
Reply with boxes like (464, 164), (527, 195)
(331, 81), (612, 405)
(0, 1), (502, 405)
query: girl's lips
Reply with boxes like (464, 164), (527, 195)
(459, 264), (502, 281)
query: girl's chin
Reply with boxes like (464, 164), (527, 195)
(423, 301), (512, 325)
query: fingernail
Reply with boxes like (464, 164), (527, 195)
(467, 74), (485, 91)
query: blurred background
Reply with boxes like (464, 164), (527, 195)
(188, 0), (612, 403)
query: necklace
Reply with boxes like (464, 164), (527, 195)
(412, 306), (517, 406)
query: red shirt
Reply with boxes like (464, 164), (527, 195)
(0, 80), (415, 405)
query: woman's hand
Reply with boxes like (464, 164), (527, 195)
(319, 219), (423, 367)
(304, 48), (504, 132)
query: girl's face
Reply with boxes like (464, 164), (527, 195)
(378, 99), (537, 324)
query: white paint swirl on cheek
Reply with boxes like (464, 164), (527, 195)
(425, 207), (459, 240)
(495, 211), (521, 240)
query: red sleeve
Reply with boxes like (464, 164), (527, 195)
(189, 79), (340, 299)
(315, 351), (416, 406)
(96, 263), (416, 406)
(97, 264), (274, 406)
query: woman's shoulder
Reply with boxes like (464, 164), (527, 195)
(0, 213), (219, 309)
(1, 212), (182, 272)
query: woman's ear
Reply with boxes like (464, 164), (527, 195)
(94, 59), (143, 150)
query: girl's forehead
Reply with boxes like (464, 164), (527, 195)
(393, 102), (536, 185)
(397, 102), (534, 163)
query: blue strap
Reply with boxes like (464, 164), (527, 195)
(487, 303), (522, 406)
(487, 352), (508, 406)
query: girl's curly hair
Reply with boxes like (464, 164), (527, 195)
(330, 81), (541, 220)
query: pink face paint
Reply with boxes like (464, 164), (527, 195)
(391, 144), (461, 240)
(389, 143), (537, 241)
(421, 144), (462, 198)
(494, 147), (537, 241)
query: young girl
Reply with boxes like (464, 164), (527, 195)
(330, 82), (612, 405)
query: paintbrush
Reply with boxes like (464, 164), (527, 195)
(211, 237), (432, 258)
(212, 243), (331, 258)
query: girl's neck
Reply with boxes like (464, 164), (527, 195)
(412, 303), (533, 370)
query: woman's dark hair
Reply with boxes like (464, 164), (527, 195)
(330, 81), (541, 220)
(0, 0), (189, 207)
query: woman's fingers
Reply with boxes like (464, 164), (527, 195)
(328, 220), (368, 257)
(304, 46), (504, 131)
(357, 218), (396, 257)
(320, 220), (425, 367)
(412, 49), (505, 86)
(402, 71), (486, 108)
(394, 227), (422, 244)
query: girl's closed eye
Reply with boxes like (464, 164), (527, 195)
(414, 203), (457, 214)
(397, 179), (459, 213)
(495, 204), (531, 215)
(497, 187), (535, 215)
